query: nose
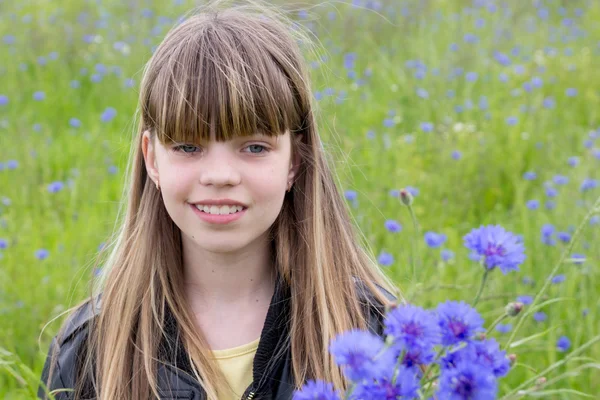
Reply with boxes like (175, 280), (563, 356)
(197, 142), (242, 187)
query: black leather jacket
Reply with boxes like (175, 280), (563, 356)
(38, 276), (396, 399)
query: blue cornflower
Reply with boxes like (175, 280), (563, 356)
(0, 238), (8, 249)
(6, 160), (18, 170)
(591, 215), (600, 225)
(534, 312), (547, 322)
(557, 232), (571, 243)
(329, 329), (392, 382)
(424, 232), (447, 248)
(556, 336), (571, 352)
(551, 274), (566, 284)
(384, 304), (440, 364)
(344, 190), (357, 202)
(553, 175), (569, 185)
(570, 253), (586, 265)
(384, 220), (402, 233)
(451, 150), (462, 160)
(100, 107), (117, 123)
(541, 224), (556, 246)
(523, 171), (537, 180)
(565, 88), (578, 97)
(543, 97), (555, 108)
(420, 122), (434, 132)
(465, 72), (478, 82)
(495, 324), (512, 334)
(441, 249), (455, 262)
(444, 339), (510, 378)
(69, 118), (82, 128)
(463, 225), (526, 274)
(35, 249), (50, 260)
(293, 380), (340, 400)
(545, 187), (558, 198)
(568, 156), (579, 167)
(33, 91), (46, 101)
(416, 88), (429, 98)
(437, 301), (484, 345)
(437, 360), (497, 400)
(47, 181), (65, 193)
(378, 251), (393, 267)
(350, 367), (419, 400)
(493, 51), (511, 66)
(526, 200), (539, 210)
(0, 94), (8, 106)
(580, 178), (598, 192)
(506, 116), (518, 125)
(516, 295), (533, 305)
(405, 186), (419, 196)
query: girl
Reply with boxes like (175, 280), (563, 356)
(38, 0), (400, 398)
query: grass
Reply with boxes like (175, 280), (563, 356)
(0, 0), (599, 398)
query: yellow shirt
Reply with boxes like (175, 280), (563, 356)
(210, 337), (260, 399)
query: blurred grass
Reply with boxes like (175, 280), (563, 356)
(0, 0), (599, 397)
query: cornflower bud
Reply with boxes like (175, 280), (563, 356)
(505, 302), (524, 317)
(508, 353), (517, 366)
(399, 189), (413, 206)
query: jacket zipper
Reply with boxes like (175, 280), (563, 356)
(245, 391), (256, 400)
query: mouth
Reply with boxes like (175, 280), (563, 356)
(192, 204), (248, 215)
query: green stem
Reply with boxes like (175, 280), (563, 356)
(486, 313), (508, 335)
(504, 194), (600, 350)
(472, 268), (490, 307)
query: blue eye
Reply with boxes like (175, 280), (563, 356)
(245, 144), (268, 154)
(173, 144), (200, 154)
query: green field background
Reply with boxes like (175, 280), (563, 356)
(1, 0), (599, 398)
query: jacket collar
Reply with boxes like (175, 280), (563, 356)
(158, 272), (291, 398)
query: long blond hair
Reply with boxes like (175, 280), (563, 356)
(44, 0), (400, 398)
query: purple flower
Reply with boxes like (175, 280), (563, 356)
(384, 220), (402, 233)
(35, 249), (50, 260)
(551, 274), (566, 284)
(493, 51), (511, 66)
(350, 368), (420, 400)
(545, 187), (558, 198)
(570, 253), (586, 265)
(526, 200), (539, 210)
(451, 150), (462, 160)
(420, 122), (434, 132)
(556, 336), (571, 352)
(580, 178), (598, 192)
(0, 94), (8, 106)
(568, 156), (579, 167)
(33, 91), (46, 101)
(463, 225), (526, 274)
(495, 324), (512, 334)
(541, 224), (556, 246)
(329, 329), (392, 382)
(378, 251), (393, 267)
(47, 181), (65, 193)
(533, 312), (547, 322)
(566, 88), (578, 97)
(553, 175), (569, 185)
(437, 359), (497, 399)
(416, 88), (429, 98)
(69, 118), (82, 128)
(557, 232), (571, 243)
(384, 304), (440, 365)
(344, 190), (357, 201)
(100, 107), (117, 123)
(0, 238), (8, 249)
(517, 295), (533, 305)
(437, 300), (484, 345)
(442, 339), (510, 378)
(293, 380), (340, 400)
(424, 231), (447, 248)
(523, 171), (537, 180)
(441, 249), (455, 262)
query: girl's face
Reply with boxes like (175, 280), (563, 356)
(142, 130), (301, 254)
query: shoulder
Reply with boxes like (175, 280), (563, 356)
(353, 277), (398, 336)
(55, 294), (102, 346)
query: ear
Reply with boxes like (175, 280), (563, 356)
(288, 133), (303, 183)
(141, 130), (160, 184)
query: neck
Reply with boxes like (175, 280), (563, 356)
(181, 233), (276, 310)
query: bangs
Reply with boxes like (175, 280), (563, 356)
(144, 19), (304, 145)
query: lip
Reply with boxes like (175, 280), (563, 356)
(190, 203), (247, 225)
(191, 198), (248, 207)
